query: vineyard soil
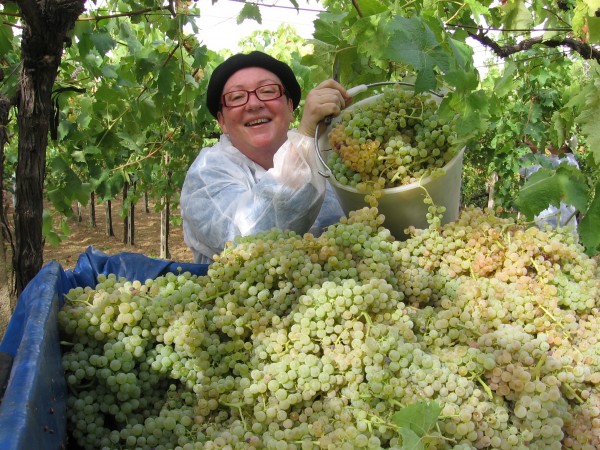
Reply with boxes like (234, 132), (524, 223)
(42, 199), (194, 269)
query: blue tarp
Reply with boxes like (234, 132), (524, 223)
(0, 246), (209, 450)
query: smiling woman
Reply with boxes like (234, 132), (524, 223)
(179, 50), (350, 265)
(217, 67), (296, 168)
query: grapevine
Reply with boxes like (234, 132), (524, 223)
(326, 86), (461, 191)
(59, 206), (600, 449)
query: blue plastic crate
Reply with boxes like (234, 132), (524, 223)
(0, 247), (208, 450)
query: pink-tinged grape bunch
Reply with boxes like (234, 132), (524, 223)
(59, 206), (600, 449)
(326, 86), (461, 190)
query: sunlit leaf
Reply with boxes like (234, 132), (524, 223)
(515, 165), (589, 218)
(391, 401), (442, 436)
(398, 428), (424, 450)
(588, 16), (600, 44)
(502, 0), (533, 30)
(313, 12), (347, 46)
(238, 2), (261, 24)
(382, 16), (445, 91)
(579, 181), (600, 255)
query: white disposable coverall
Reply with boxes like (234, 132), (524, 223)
(180, 130), (345, 263)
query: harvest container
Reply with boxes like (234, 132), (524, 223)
(316, 84), (465, 240)
(0, 247), (208, 450)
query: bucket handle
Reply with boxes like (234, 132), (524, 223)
(313, 81), (444, 178)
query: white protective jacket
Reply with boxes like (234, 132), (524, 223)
(180, 130), (345, 263)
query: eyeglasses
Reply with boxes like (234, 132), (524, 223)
(221, 84), (285, 108)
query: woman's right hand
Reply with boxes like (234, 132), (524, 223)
(297, 80), (353, 138)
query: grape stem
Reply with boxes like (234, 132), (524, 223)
(200, 288), (234, 304)
(365, 410), (400, 431)
(219, 400), (248, 431)
(388, 155), (432, 184)
(361, 312), (373, 337)
(453, 322), (482, 338)
(475, 374), (494, 400)
(64, 296), (93, 307)
(562, 382), (585, 404)
(532, 291), (571, 338)
(532, 353), (546, 380)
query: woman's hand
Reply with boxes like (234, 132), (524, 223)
(297, 80), (353, 138)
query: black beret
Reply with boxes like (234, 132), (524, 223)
(206, 51), (302, 118)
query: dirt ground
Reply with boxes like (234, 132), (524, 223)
(43, 199), (194, 269)
(1, 198), (195, 340)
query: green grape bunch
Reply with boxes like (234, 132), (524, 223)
(327, 86), (461, 190)
(58, 206), (600, 450)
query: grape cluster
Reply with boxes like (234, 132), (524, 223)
(326, 86), (460, 190)
(59, 206), (600, 449)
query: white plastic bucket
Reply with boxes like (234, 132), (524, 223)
(317, 88), (464, 240)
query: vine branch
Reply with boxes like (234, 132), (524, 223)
(351, 0), (363, 17)
(465, 28), (600, 64)
(76, 6), (168, 22)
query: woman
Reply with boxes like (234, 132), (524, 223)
(180, 51), (352, 263)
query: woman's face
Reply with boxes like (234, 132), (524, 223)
(217, 67), (295, 169)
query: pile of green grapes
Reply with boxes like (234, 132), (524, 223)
(326, 86), (461, 190)
(59, 206), (600, 450)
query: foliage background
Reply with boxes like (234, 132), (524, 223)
(0, 0), (599, 296)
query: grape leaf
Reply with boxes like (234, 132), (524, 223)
(398, 428), (424, 450)
(391, 400), (441, 436)
(446, 90), (490, 143)
(157, 63), (175, 96)
(575, 77), (600, 165)
(588, 17), (600, 44)
(191, 46), (209, 69)
(101, 64), (119, 80)
(414, 60), (437, 92)
(353, 0), (388, 16)
(579, 181), (600, 255)
(238, 3), (261, 25)
(42, 210), (63, 246)
(313, 12), (347, 46)
(494, 61), (518, 98)
(90, 30), (117, 55)
(514, 165), (589, 219)
(443, 39), (479, 91)
(0, 24), (14, 55)
(573, 1), (600, 41)
(502, 0), (533, 30)
(382, 16), (443, 92)
(116, 131), (142, 152)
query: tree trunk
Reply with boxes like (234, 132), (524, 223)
(105, 200), (114, 237)
(76, 201), (83, 222)
(122, 182), (129, 245)
(123, 181), (135, 246)
(89, 191), (96, 227)
(160, 196), (170, 260)
(0, 96), (14, 286)
(487, 171), (498, 209)
(144, 191), (150, 214)
(160, 158), (172, 260)
(12, 0), (85, 295)
(127, 196), (135, 246)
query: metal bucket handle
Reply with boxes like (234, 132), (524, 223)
(313, 81), (444, 178)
